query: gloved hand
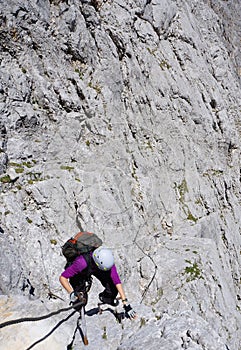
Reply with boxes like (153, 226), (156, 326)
(124, 304), (137, 319)
(69, 291), (78, 303)
(70, 291), (87, 311)
(76, 291), (87, 306)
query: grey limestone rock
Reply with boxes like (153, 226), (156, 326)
(0, 0), (240, 349)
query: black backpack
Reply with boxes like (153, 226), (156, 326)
(62, 231), (102, 263)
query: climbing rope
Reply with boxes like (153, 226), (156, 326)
(25, 310), (76, 350)
(0, 301), (84, 329)
(38, 240), (64, 301)
(133, 213), (159, 303)
(67, 308), (89, 348)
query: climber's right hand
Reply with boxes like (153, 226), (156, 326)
(69, 291), (78, 303)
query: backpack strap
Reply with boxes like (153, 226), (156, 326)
(73, 231), (93, 241)
(82, 252), (93, 279)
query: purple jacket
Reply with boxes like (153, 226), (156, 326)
(61, 253), (121, 285)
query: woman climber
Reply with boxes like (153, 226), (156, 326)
(59, 246), (137, 319)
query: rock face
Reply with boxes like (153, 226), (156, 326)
(0, 0), (240, 349)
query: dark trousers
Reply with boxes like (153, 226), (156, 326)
(69, 269), (118, 300)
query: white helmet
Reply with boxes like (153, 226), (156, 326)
(93, 247), (114, 271)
